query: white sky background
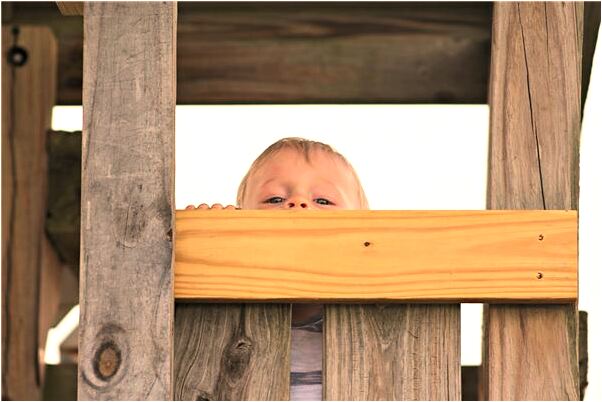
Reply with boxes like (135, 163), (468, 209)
(52, 26), (601, 398)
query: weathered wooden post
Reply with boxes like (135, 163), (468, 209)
(78, 3), (176, 399)
(1, 24), (60, 400)
(484, 3), (583, 399)
(324, 304), (459, 399)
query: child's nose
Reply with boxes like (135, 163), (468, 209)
(287, 201), (308, 209)
(287, 196), (309, 209)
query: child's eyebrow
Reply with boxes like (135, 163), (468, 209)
(258, 178), (278, 188)
(259, 177), (340, 190)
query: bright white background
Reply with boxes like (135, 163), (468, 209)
(52, 27), (601, 400)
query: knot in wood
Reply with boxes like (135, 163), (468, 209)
(93, 340), (122, 381)
(196, 391), (214, 401)
(224, 337), (253, 380)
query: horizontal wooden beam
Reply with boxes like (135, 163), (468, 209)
(4, 2), (492, 104)
(175, 210), (577, 302)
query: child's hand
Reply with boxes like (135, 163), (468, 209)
(185, 203), (239, 210)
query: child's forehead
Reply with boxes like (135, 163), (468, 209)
(248, 147), (356, 187)
(260, 147), (343, 169)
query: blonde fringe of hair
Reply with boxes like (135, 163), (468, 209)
(237, 137), (369, 209)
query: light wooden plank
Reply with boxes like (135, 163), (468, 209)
(484, 2), (581, 400)
(78, 3), (176, 399)
(175, 210), (577, 302)
(1, 25), (57, 400)
(324, 304), (460, 400)
(56, 2), (83, 16)
(174, 303), (290, 400)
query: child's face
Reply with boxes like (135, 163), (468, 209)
(242, 148), (362, 210)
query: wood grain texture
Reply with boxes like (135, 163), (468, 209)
(484, 2), (582, 400)
(56, 2), (83, 16)
(1, 25), (57, 400)
(78, 3), (176, 399)
(324, 304), (460, 400)
(487, 2), (582, 211)
(175, 210), (577, 302)
(174, 303), (291, 400)
(4, 2), (492, 104)
(483, 304), (579, 400)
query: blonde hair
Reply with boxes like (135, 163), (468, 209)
(237, 137), (369, 209)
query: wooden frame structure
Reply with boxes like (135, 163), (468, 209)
(79, 2), (587, 400)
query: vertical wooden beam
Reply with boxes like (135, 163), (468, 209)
(78, 3), (176, 399)
(1, 25), (57, 400)
(174, 304), (291, 400)
(484, 3), (582, 400)
(324, 304), (460, 400)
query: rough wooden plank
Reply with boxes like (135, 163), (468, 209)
(1, 25), (57, 400)
(484, 3), (582, 400)
(175, 210), (577, 303)
(56, 2), (83, 16)
(484, 305), (579, 399)
(324, 304), (460, 400)
(467, 311), (589, 400)
(174, 303), (290, 400)
(78, 3), (176, 399)
(3, 2), (492, 104)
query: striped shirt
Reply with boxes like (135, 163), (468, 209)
(291, 312), (323, 400)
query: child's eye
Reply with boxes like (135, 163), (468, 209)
(315, 198), (333, 205)
(265, 196), (284, 204)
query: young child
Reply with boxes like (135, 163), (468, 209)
(186, 137), (369, 400)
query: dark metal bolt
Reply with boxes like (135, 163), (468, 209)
(7, 46), (28, 67)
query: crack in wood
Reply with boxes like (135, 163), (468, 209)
(517, 3), (547, 210)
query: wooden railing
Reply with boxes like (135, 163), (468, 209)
(173, 209), (578, 400)
(174, 210), (577, 303)
(72, 2), (589, 400)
